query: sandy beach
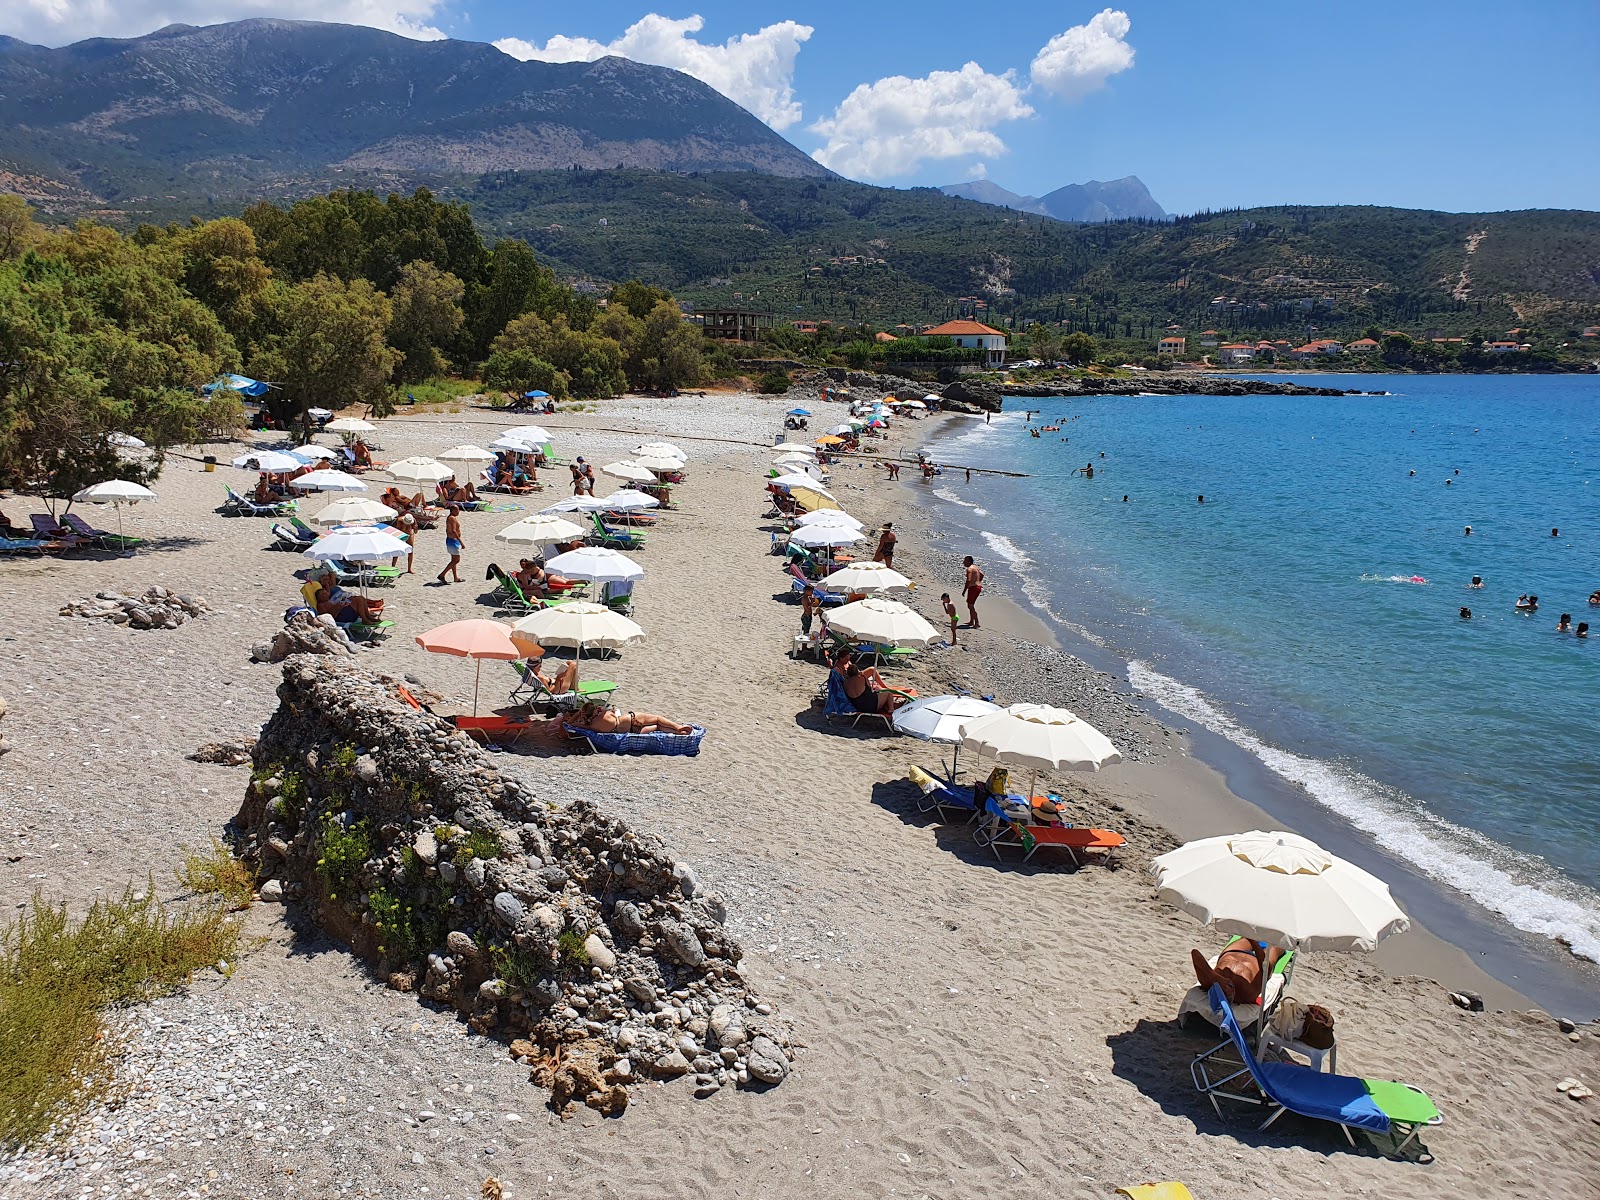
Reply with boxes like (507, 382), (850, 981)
(2, 390), (1597, 1199)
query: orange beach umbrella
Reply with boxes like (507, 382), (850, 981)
(415, 619), (526, 715)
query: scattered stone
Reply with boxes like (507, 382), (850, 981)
(187, 739), (255, 766)
(745, 1036), (790, 1084)
(1449, 991), (1485, 1012)
(584, 934), (616, 971)
(413, 830), (439, 866)
(1557, 1017), (1578, 1034)
(62, 587), (209, 629)
(258, 879), (285, 903)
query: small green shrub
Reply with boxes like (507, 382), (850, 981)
(756, 369), (791, 394)
(452, 830), (501, 868)
(174, 840), (255, 911)
(315, 816), (374, 899)
(329, 744), (359, 775)
(490, 943), (547, 989)
(368, 888), (424, 961)
(556, 930), (589, 969)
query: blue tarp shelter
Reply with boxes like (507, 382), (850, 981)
(203, 373), (272, 397)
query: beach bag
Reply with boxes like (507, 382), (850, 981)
(1299, 1004), (1336, 1049)
(985, 766), (1010, 797)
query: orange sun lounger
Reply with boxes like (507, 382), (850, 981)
(451, 714), (536, 746)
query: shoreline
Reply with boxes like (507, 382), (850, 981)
(895, 410), (1600, 1018)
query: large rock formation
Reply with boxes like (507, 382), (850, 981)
(231, 659), (791, 1114)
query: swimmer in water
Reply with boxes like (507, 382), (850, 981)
(1460, 607), (1472, 620)
(1409, 470), (1415, 476)
(1197, 494), (1205, 504)
(1552, 528), (1559, 538)
(1470, 576), (1483, 588)
(1590, 591), (1600, 607)
(1578, 623), (1590, 639)
(1464, 525), (1472, 536)
(1515, 594), (1538, 612)
(1122, 495), (1128, 503)
(1557, 613), (1573, 633)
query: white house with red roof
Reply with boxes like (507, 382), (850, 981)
(922, 319), (1008, 367)
(1346, 337), (1380, 355)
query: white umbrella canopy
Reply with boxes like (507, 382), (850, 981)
(635, 442), (687, 460)
(821, 561), (912, 592)
(303, 527), (409, 564)
(827, 423), (855, 436)
(289, 469), (367, 493)
(631, 453), (685, 473)
(596, 489), (660, 511)
(771, 460), (823, 480)
(73, 480), (157, 554)
(490, 435), (541, 454)
(310, 497), (398, 527)
(503, 425), (554, 446)
(959, 704), (1122, 773)
(1149, 830), (1411, 953)
(389, 456), (454, 484)
(438, 444), (496, 465)
(828, 597), (939, 648)
(770, 472), (831, 492)
(788, 523), (864, 549)
(903, 399), (929, 409)
(894, 693), (1002, 777)
(601, 461), (656, 484)
(289, 445), (340, 462)
(539, 495), (607, 514)
(232, 450), (303, 472)
(495, 514), (586, 546)
(544, 546), (644, 583)
(323, 417), (377, 433)
(511, 603), (644, 652)
(794, 509), (864, 530)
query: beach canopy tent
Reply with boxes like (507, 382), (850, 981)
(310, 497), (397, 527)
(495, 514), (586, 546)
(203, 373), (271, 397)
(389, 457), (454, 485)
(512, 603), (643, 658)
(544, 545), (644, 584)
(1150, 831), (1410, 955)
(289, 469), (367, 493)
(72, 479), (156, 554)
(415, 619), (526, 715)
(829, 598), (939, 648)
(232, 450), (303, 473)
(893, 694), (1003, 778)
(821, 562), (911, 592)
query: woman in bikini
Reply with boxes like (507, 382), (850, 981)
(833, 650), (905, 715)
(572, 702), (693, 735)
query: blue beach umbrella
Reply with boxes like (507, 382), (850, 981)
(524, 390), (551, 399)
(786, 408), (812, 417)
(203, 373), (272, 397)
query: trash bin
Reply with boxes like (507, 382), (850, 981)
(203, 455), (216, 473)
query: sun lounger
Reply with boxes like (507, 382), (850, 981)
(561, 718), (705, 756)
(588, 512), (645, 550)
(222, 485), (295, 516)
(786, 564), (845, 604)
(1191, 984), (1442, 1153)
(822, 672), (908, 731)
(1178, 949), (1294, 1035)
(907, 765), (979, 822)
(271, 522), (315, 550)
(62, 513), (140, 549)
(508, 661), (618, 708)
(337, 617), (394, 641)
(28, 514), (90, 550)
(479, 469), (536, 495)
(825, 628), (917, 669)
(453, 713), (536, 746)
(975, 795), (1125, 866)
(0, 536), (55, 555)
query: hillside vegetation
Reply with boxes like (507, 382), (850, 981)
(463, 171), (1600, 335)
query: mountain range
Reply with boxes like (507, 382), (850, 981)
(0, 19), (828, 204)
(939, 176), (1168, 223)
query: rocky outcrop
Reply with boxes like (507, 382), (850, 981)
(60, 587), (208, 629)
(230, 659), (793, 1115)
(249, 610), (360, 662)
(997, 376), (1356, 401)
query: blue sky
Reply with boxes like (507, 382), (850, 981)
(10, 0), (1599, 213)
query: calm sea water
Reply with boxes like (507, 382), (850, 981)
(925, 374), (1600, 962)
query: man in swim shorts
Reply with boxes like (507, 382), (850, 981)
(962, 555), (984, 629)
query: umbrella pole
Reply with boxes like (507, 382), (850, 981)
(473, 659), (483, 716)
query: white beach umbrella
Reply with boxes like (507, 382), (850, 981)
(323, 417), (377, 434)
(544, 546), (644, 583)
(72, 480), (157, 554)
(289, 444), (339, 462)
(788, 523), (863, 549)
(310, 497), (398, 527)
(232, 450), (303, 473)
(490, 435), (541, 454)
(1150, 831), (1410, 955)
(495, 514), (586, 546)
(438, 444), (496, 465)
(770, 472), (831, 492)
(773, 450), (820, 466)
(821, 561), (912, 592)
(107, 432), (146, 449)
(794, 509), (864, 530)
(289, 469), (367, 493)
(601, 461), (657, 484)
(902, 399), (928, 410)
(303, 526), (409, 565)
(539, 495), (607, 514)
(596, 489), (660, 512)
(389, 456), (454, 485)
(827, 423), (855, 436)
(959, 704), (1122, 783)
(771, 460), (823, 480)
(512, 603), (644, 657)
(635, 442), (687, 461)
(632, 453), (686, 474)
(893, 694), (1003, 778)
(504, 425), (554, 446)
(829, 597), (939, 648)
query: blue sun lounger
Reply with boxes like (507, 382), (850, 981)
(1191, 984), (1442, 1153)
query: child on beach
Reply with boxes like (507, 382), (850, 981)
(941, 593), (959, 645)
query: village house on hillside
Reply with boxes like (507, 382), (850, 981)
(923, 319), (1008, 367)
(1346, 337), (1380, 355)
(1157, 334), (1186, 356)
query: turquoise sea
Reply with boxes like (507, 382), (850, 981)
(924, 374), (1600, 966)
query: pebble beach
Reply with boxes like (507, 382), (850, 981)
(2, 390), (1598, 1199)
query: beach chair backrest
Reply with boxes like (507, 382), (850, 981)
(1209, 984), (1269, 1082)
(824, 672), (852, 717)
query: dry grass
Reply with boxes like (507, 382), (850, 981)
(175, 838), (256, 911)
(0, 883), (243, 1149)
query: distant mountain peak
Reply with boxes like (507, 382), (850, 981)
(940, 174), (1166, 223)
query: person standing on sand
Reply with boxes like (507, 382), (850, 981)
(962, 556), (984, 629)
(394, 508), (417, 573)
(800, 584), (819, 639)
(875, 523), (897, 568)
(942, 593), (959, 645)
(437, 506), (464, 584)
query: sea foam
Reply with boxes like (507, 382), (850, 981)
(1127, 660), (1600, 963)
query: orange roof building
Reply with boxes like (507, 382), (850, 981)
(922, 319), (1007, 365)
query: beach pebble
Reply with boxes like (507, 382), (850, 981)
(583, 934), (616, 971)
(1557, 1017), (1577, 1033)
(492, 892), (525, 928)
(745, 1036), (789, 1084)
(258, 879), (285, 903)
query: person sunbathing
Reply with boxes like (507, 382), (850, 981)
(529, 657), (579, 696)
(570, 702), (692, 736)
(833, 650), (907, 715)
(351, 439), (372, 467)
(311, 584), (383, 625)
(382, 486), (406, 511)
(1191, 938), (1286, 1007)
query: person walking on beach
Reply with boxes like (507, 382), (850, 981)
(875, 523), (897, 569)
(941, 593), (959, 645)
(962, 555), (984, 629)
(436, 506), (464, 584)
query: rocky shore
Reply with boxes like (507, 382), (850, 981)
(942, 375), (1360, 410)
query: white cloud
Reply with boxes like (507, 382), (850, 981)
(1030, 8), (1134, 100)
(494, 14), (813, 131)
(2, 0), (446, 46)
(969, 161), (989, 180)
(809, 63), (1033, 180)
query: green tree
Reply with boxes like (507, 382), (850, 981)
(482, 349), (569, 401)
(624, 301), (707, 391)
(154, 218), (275, 355)
(0, 194), (41, 261)
(609, 279), (673, 320)
(251, 273), (401, 428)
(492, 312), (626, 399)
(389, 260), (465, 384)
(1059, 332), (1099, 365)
